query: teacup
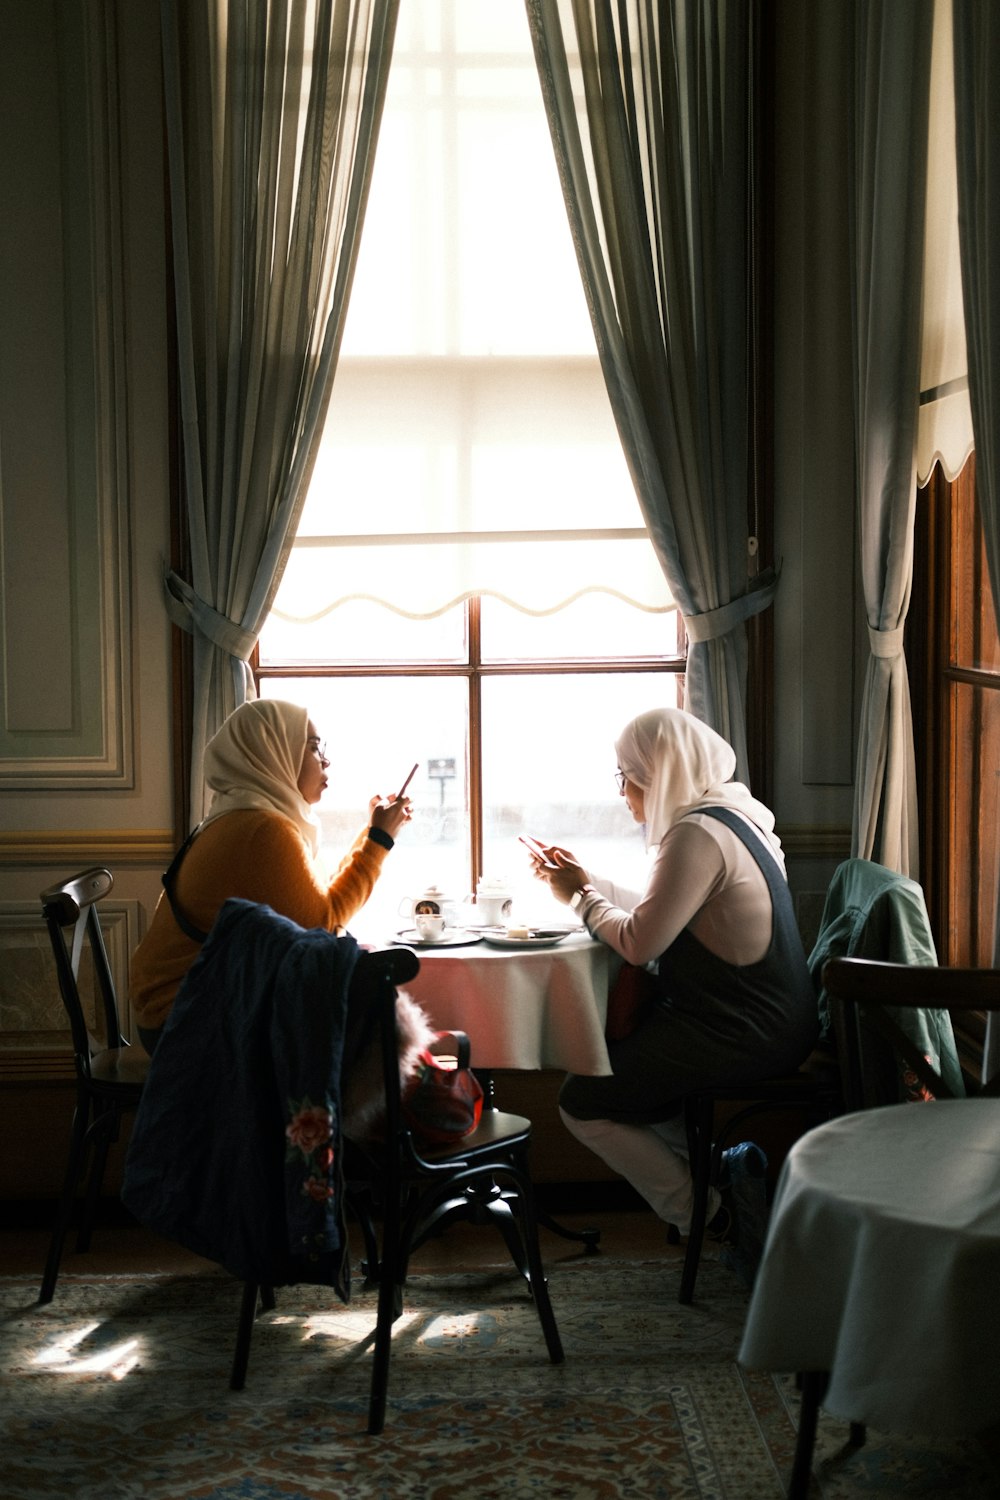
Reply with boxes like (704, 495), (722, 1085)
(475, 890), (512, 925)
(415, 913), (446, 942)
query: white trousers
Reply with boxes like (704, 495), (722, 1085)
(559, 1108), (720, 1235)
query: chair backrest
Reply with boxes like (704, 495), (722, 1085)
(822, 957), (1000, 1108)
(40, 867), (123, 1074)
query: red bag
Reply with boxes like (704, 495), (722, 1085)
(605, 961), (657, 1043)
(402, 1031), (484, 1144)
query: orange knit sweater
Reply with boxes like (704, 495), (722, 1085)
(130, 810), (389, 1031)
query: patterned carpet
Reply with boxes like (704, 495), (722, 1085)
(2, 1256), (997, 1499)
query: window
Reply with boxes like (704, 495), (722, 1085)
(255, 2), (680, 935)
(913, 454), (999, 1071)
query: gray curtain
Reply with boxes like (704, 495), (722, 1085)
(848, 0), (934, 876)
(161, 0), (398, 824)
(526, 0), (773, 783)
(953, 0), (1000, 1074)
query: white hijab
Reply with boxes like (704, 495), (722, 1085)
(200, 699), (321, 860)
(614, 707), (782, 857)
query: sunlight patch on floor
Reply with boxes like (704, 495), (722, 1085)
(32, 1320), (141, 1379)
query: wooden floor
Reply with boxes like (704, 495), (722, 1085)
(0, 1189), (674, 1281)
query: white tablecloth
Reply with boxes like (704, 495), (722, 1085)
(739, 1098), (1000, 1435)
(397, 932), (615, 1075)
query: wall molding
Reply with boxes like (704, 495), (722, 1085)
(778, 826), (853, 859)
(0, 830), (174, 867)
(0, 0), (134, 789)
(0, 897), (141, 1082)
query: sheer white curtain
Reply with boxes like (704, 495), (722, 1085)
(526, 0), (770, 783)
(160, 0), (398, 823)
(848, 0), (934, 876)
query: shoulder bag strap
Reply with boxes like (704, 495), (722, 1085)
(162, 826), (211, 944)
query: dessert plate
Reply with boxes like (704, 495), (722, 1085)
(482, 930), (573, 950)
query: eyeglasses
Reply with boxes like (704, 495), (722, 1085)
(614, 769), (626, 794)
(308, 738), (329, 765)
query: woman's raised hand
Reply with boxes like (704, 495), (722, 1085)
(530, 843), (590, 904)
(370, 792), (412, 841)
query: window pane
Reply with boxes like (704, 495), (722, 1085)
(258, 599), (466, 665)
(480, 672), (679, 919)
(259, 675), (471, 941)
(341, 2), (593, 357)
(951, 481), (1000, 674)
(481, 594), (680, 660)
(948, 680), (1000, 967)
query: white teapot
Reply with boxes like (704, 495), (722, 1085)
(399, 884), (459, 924)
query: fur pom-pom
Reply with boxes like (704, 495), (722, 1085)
(394, 988), (437, 1076)
(341, 988), (436, 1139)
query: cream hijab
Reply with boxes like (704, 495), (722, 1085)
(200, 699), (321, 860)
(614, 707), (782, 857)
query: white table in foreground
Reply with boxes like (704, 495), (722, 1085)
(738, 1097), (1000, 1435)
(393, 930), (615, 1076)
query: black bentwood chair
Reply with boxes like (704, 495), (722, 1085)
(674, 856), (960, 1304)
(674, 1053), (841, 1303)
(38, 868), (149, 1303)
(231, 945), (564, 1435)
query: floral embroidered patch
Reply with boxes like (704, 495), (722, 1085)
(286, 1097), (336, 1202)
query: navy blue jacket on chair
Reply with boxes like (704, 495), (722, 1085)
(123, 898), (359, 1297)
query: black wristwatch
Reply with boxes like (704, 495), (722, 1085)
(569, 884), (596, 911)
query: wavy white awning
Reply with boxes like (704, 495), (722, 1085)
(271, 529), (675, 620)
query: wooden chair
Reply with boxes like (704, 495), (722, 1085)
(675, 1055), (841, 1302)
(743, 956), (1000, 1499)
(38, 868), (149, 1304)
(231, 945), (564, 1434)
(827, 956), (1000, 1108)
(675, 857), (970, 1303)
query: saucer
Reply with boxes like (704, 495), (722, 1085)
(392, 927), (483, 948)
(482, 930), (573, 950)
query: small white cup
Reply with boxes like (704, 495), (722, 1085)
(415, 913), (446, 942)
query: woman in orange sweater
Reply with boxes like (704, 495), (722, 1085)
(130, 698), (411, 1052)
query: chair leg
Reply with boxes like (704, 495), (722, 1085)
(789, 1371), (826, 1498)
(513, 1184), (564, 1365)
(76, 1109), (117, 1254)
(349, 1196), (382, 1285)
(230, 1282), (261, 1390)
(506, 1139), (600, 1251)
(368, 1174), (406, 1435)
(39, 1098), (91, 1304)
(678, 1097), (714, 1304)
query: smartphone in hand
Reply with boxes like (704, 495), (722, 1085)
(397, 762), (418, 799)
(519, 833), (558, 869)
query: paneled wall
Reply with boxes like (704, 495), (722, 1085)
(0, 0), (172, 1195)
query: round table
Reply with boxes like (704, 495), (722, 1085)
(393, 930), (616, 1076)
(738, 1097), (1000, 1435)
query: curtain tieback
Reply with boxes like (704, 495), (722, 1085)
(867, 624), (905, 659)
(683, 566), (780, 645)
(163, 568), (258, 660)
